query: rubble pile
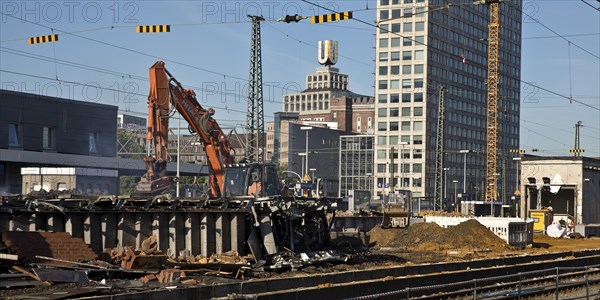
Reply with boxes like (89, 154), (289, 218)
(369, 219), (508, 251)
(107, 236), (167, 269)
(2, 231), (97, 265)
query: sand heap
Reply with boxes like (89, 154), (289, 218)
(369, 219), (508, 251)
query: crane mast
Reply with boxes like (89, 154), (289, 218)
(485, 0), (500, 202)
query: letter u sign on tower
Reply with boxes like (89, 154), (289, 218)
(318, 40), (338, 66)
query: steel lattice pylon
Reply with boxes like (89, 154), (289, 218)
(485, 2), (500, 202)
(434, 85), (446, 210)
(246, 15), (265, 162)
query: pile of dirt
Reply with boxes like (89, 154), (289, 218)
(369, 219), (508, 251)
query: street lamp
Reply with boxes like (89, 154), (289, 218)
(298, 153), (307, 181)
(443, 167), (450, 199)
(309, 168), (317, 183)
(459, 150), (471, 193)
(399, 141), (408, 188)
(512, 157), (521, 195)
(300, 126), (312, 179)
(452, 179), (459, 210)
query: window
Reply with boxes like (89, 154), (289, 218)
(403, 22), (412, 32)
(403, 37), (412, 46)
(379, 24), (389, 34)
(413, 178), (422, 187)
(391, 51), (400, 61)
(377, 164), (387, 173)
(391, 37), (400, 47)
(402, 51), (412, 60)
(391, 23), (400, 33)
(414, 79), (424, 88)
(378, 108), (388, 117)
(379, 66), (388, 75)
(380, 10), (389, 21)
(413, 163), (422, 173)
(390, 93), (400, 103)
(413, 135), (423, 144)
(391, 9), (401, 19)
(379, 80), (388, 90)
(8, 123), (21, 147)
(414, 107), (423, 116)
(378, 94), (388, 103)
(89, 132), (99, 154)
(403, 8), (412, 17)
(379, 52), (388, 61)
(413, 149), (422, 159)
(402, 107), (411, 116)
(415, 21), (425, 31)
(43, 126), (55, 150)
(401, 121), (411, 131)
(377, 150), (387, 159)
(390, 80), (400, 89)
(391, 66), (400, 75)
(402, 65), (412, 74)
(390, 108), (399, 117)
(415, 36), (425, 45)
(402, 93), (411, 102)
(415, 50), (425, 60)
(389, 135), (398, 145)
(413, 121), (423, 131)
(378, 122), (387, 132)
(390, 122), (399, 131)
(414, 93), (423, 102)
(414, 64), (424, 74)
(380, 0), (389, 6)
(402, 79), (412, 88)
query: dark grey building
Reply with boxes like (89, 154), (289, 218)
(287, 123), (343, 197)
(0, 89), (118, 193)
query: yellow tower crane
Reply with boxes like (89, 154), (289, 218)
(477, 0), (502, 202)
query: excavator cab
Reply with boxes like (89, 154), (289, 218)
(222, 163), (280, 199)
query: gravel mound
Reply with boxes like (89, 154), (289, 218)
(369, 219), (507, 251)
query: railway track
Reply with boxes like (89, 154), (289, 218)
(41, 250), (600, 299)
(354, 266), (600, 299)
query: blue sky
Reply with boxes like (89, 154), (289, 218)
(1, 1), (598, 157)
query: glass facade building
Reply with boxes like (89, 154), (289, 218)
(374, 0), (521, 201)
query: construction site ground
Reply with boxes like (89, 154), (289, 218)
(1, 220), (599, 298)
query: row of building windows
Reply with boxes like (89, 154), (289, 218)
(377, 162), (423, 174)
(378, 92), (424, 103)
(284, 101), (330, 112)
(284, 93), (330, 102)
(378, 121), (423, 132)
(379, 49), (425, 62)
(378, 79), (425, 91)
(306, 74), (347, 83)
(377, 177), (423, 188)
(307, 82), (347, 90)
(378, 106), (423, 118)
(379, 64), (425, 76)
(379, 21), (425, 34)
(8, 123), (100, 153)
(380, 0), (426, 6)
(376, 134), (423, 146)
(379, 36), (425, 48)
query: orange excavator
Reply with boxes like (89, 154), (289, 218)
(136, 61), (235, 197)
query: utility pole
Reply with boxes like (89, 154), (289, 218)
(434, 85), (446, 211)
(246, 15), (265, 162)
(574, 121), (582, 157)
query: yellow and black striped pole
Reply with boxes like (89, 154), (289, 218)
(509, 149), (525, 153)
(136, 25), (170, 33)
(28, 34), (58, 45)
(310, 11), (353, 24)
(569, 149), (584, 153)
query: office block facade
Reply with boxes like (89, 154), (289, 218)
(374, 0), (521, 200)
